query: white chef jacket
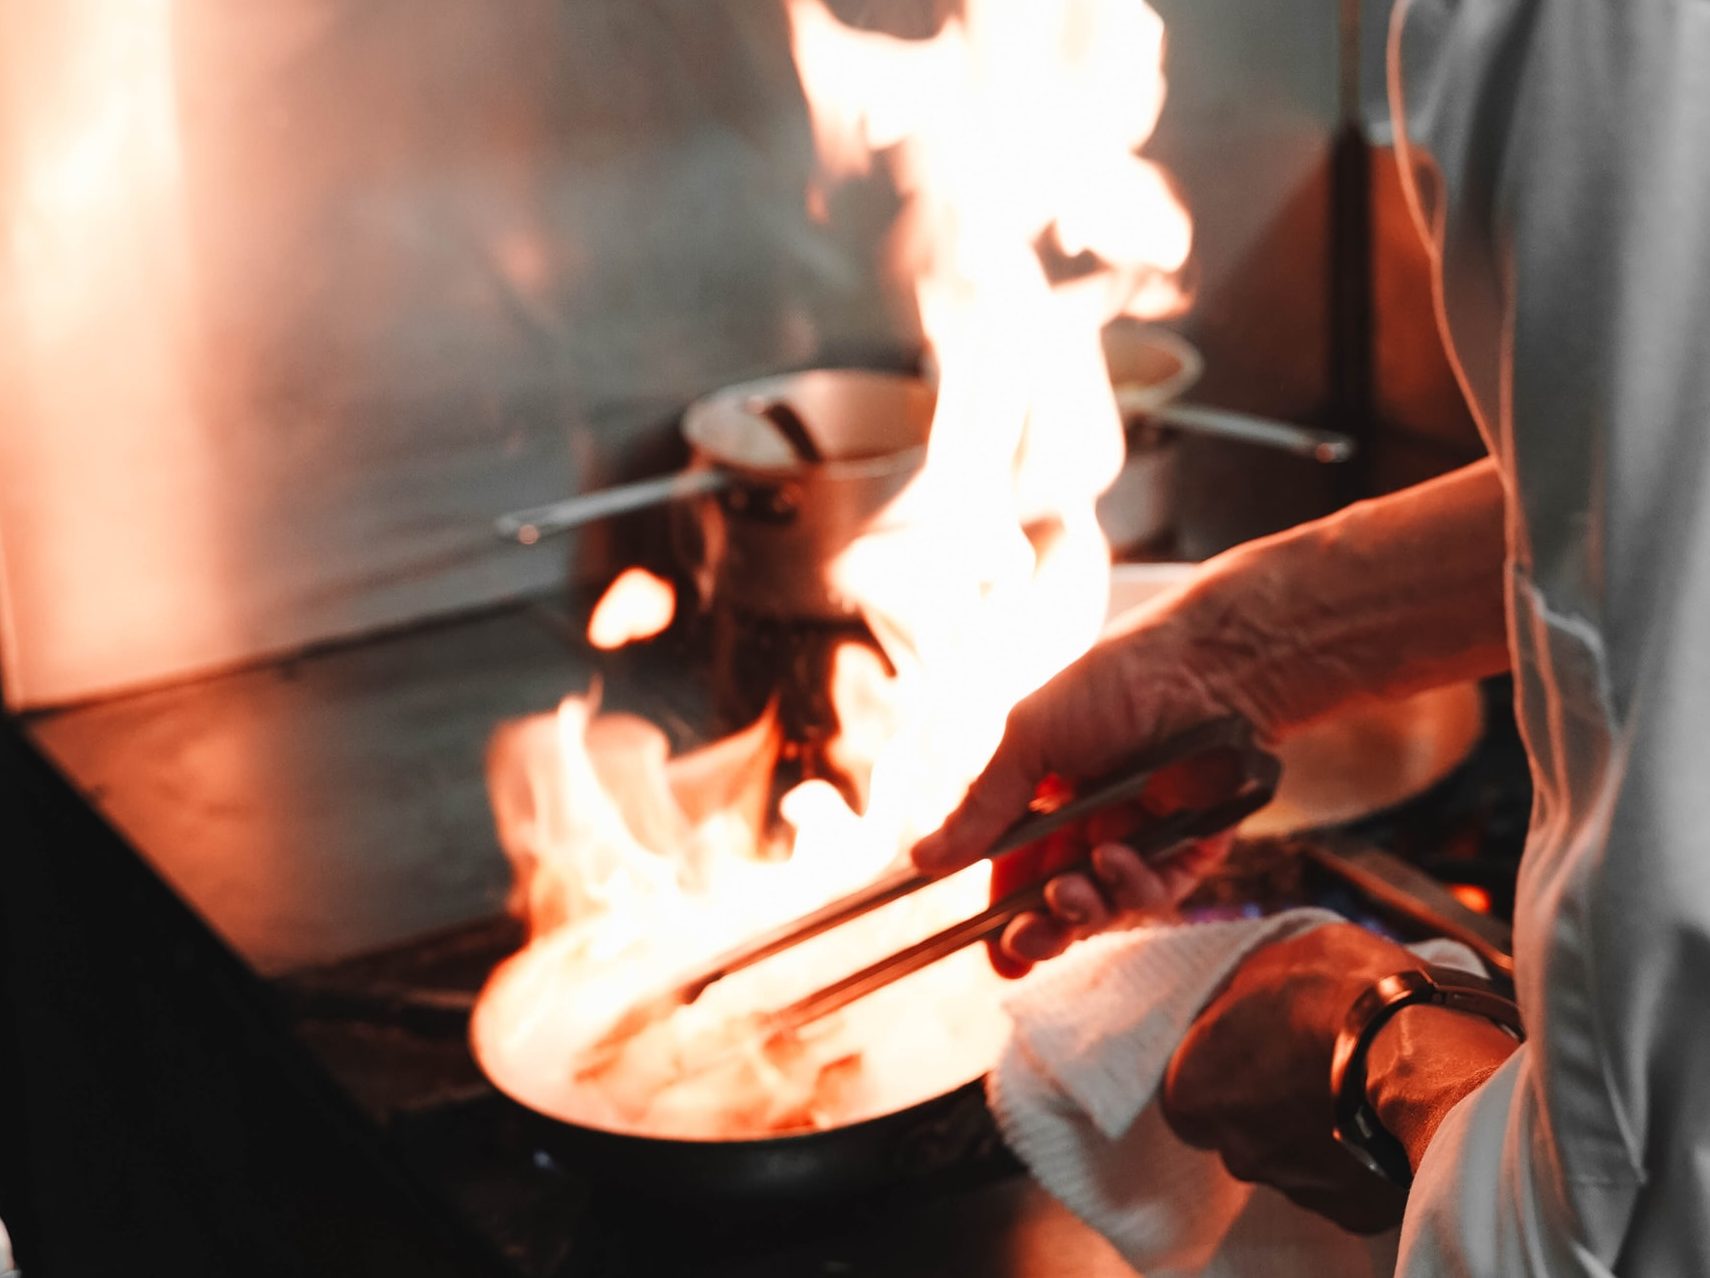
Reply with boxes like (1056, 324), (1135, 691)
(1389, 0), (1710, 1272)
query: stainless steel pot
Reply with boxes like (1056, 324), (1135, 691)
(681, 369), (933, 619)
(493, 334), (1355, 617)
(494, 369), (931, 621)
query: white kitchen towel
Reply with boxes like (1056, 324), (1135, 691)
(987, 908), (1483, 1277)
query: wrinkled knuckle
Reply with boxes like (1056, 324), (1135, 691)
(959, 760), (1026, 828)
(998, 699), (1057, 778)
(1000, 693), (1044, 747)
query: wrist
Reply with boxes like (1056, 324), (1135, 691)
(1364, 1002), (1520, 1171)
(1330, 964), (1522, 1186)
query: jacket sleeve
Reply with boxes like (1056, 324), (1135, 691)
(1389, 0), (1710, 1272)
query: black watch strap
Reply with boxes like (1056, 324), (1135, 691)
(1329, 964), (1524, 1188)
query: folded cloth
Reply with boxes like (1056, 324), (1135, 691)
(986, 907), (1483, 1277)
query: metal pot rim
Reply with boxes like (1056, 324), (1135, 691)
(1103, 323), (1204, 413)
(682, 368), (932, 483)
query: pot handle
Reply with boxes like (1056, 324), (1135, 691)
(1133, 400), (1356, 464)
(494, 468), (731, 544)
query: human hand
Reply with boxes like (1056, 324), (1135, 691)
(913, 585), (1257, 879)
(1160, 923), (1517, 1234)
(980, 754), (1242, 978)
(913, 460), (1513, 977)
(915, 459), (1511, 888)
(910, 573), (1276, 976)
(1161, 925), (1418, 1232)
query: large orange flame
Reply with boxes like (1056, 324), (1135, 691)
(473, 0), (1192, 1140)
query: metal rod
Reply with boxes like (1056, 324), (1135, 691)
(494, 468), (729, 544)
(1302, 842), (1516, 978)
(569, 719), (1275, 1077)
(1131, 400), (1357, 464)
(670, 717), (1268, 1006)
(757, 780), (1279, 1041)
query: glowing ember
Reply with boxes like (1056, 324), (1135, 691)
(473, 0), (1192, 1141)
(587, 568), (678, 651)
(1449, 883), (1493, 915)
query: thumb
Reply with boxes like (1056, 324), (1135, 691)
(911, 734), (1042, 875)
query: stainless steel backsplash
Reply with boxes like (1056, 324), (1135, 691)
(2, 0), (1364, 707)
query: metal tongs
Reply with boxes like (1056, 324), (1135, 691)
(574, 718), (1280, 1076)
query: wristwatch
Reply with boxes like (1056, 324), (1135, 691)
(1330, 964), (1524, 1187)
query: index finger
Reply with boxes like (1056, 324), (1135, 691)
(911, 735), (1044, 875)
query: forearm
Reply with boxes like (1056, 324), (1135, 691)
(1178, 458), (1509, 736)
(915, 461), (1509, 877)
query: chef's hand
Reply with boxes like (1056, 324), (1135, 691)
(1160, 923), (1519, 1234)
(910, 573), (1276, 976)
(975, 756), (1241, 978)
(911, 460), (1511, 975)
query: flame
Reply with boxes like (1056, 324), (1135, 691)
(587, 568), (677, 650)
(473, 0), (1191, 1140)
(786, 0), (1193, 851)
(476, 696), (1008, 1136)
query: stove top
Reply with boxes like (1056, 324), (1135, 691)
(9, 593), (1530, 1276)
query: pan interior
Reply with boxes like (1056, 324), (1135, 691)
(470, 935), (1012, 1144)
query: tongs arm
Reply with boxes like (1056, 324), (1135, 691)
(758, 768), (1278, 1042)
(572, 718), (1277, 1076)
(674, 717), (1274, 1006)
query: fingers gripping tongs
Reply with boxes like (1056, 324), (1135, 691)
(575, 718), (1279, 1074)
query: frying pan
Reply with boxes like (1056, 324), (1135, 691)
(495, 1074), (1003, 1206)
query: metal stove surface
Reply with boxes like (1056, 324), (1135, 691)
(16, 591), (1530, 1275)
(19, 596), (1148, 1276)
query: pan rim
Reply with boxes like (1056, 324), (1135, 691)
(473, 1034), (992, 1150)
